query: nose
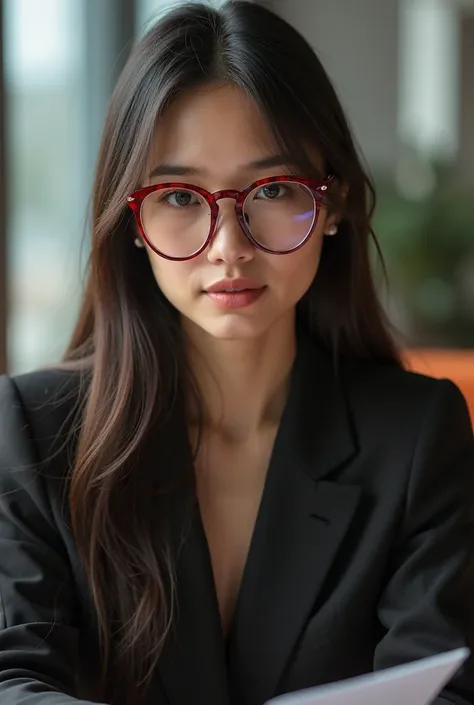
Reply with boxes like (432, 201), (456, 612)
(206, 199), (255, 265)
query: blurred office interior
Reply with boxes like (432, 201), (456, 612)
(0, 0), (473, 406)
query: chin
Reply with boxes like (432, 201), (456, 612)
(195, 315), (269, 341)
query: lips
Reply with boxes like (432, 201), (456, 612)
(205, 278), (264, 293)
(204, 278), (267, 310)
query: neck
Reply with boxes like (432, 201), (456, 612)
(183, 315), (297, 441)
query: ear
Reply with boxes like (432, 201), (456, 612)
(323, 180), (348, 237)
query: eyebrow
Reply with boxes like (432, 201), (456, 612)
(148, 154), (297, 180)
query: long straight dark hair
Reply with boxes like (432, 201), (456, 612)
(64, 2), (401, 703)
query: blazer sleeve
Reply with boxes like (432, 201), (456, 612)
(0, 375), (106, 704)
(374, 379), (474, 705)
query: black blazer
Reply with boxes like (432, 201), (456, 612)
(1, 336), (474, 705)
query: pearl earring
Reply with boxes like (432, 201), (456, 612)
(326, 224), (338, 236)
(134, 237), (145, 248)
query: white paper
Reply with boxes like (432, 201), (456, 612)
(267, 648), (469, 705)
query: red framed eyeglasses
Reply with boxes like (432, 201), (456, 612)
(126, 174), (334, 261)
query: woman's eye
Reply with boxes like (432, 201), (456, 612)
(256, 183), (286, 200)
(165, 190), (199, 207)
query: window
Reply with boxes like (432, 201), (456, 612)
(4, 0), (135, 374)
(4, 0), (85, 373)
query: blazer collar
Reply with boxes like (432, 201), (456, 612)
(156, 332), (360, 705)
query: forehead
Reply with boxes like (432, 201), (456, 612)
(148, 83), (278, 174)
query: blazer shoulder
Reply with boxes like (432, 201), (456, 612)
(302, 334), (466, 418)
(7, 367), (83, 407)
(342, 356), (472, 436)
(0, 368), (85, 469)
(345, 355), (464, 402)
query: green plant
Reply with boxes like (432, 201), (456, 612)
(374, 158), (474, 348)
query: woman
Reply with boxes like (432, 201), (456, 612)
(0, 2), (473, 705)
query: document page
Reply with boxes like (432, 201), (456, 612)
(267, 648), (469, 705)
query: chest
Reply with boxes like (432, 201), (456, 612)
(195, 428), (277, 635)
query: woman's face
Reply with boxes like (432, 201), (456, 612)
(141, 83), (334, 342)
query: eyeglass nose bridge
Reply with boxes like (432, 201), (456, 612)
(210, 189), (246, 222)
(209, 189), (250, 240)
(211, 189), (242, 204)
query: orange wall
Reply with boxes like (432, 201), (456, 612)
(405, 350), (474, 425)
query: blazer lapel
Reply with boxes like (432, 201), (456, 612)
(227, 335), (361, 705)
(148, 394), (231, 705)
(157, 500), (231, 705)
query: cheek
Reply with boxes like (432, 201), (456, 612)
(147, 254), (196, 307)
(271, 233), (324, 301)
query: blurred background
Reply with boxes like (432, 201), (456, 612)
(0, 0), (473, 395)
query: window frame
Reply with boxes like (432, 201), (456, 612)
(0, 0), (7, 374)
